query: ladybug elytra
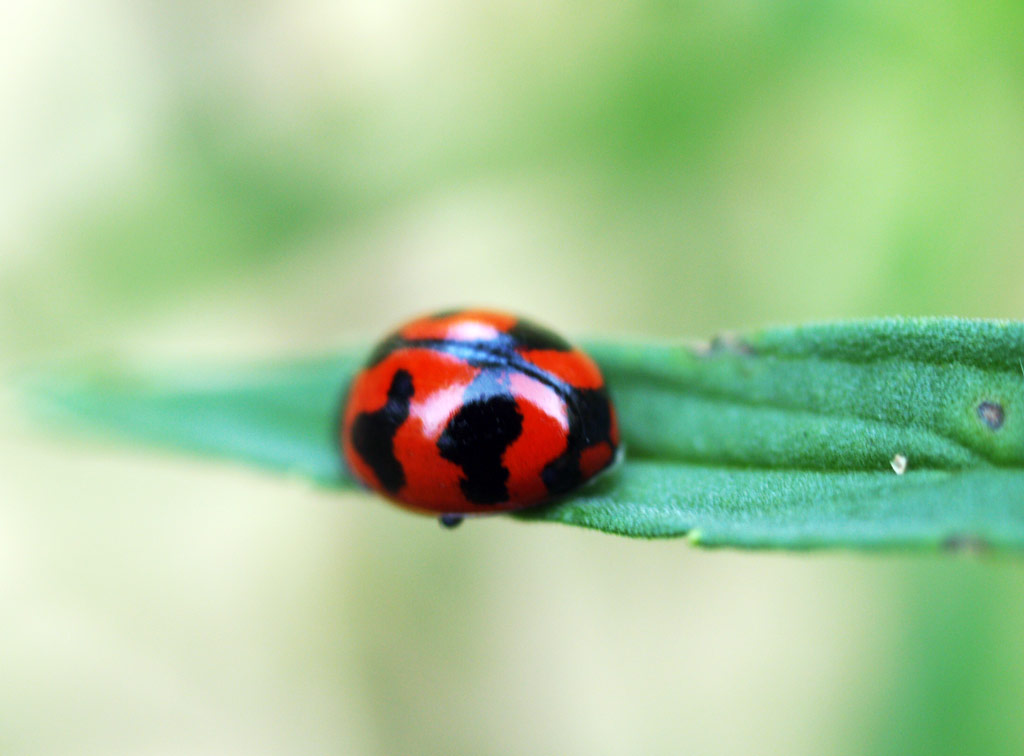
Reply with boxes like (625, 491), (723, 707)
(340, 309), (620, 526)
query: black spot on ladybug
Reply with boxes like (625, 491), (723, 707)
(540, 452), (581, 496)
(542, 388), (615, 495)
(351, 369), (415, 493)
(364, 333), (405, 367)
(438, 372), (523, 504)
(577, 388), (613, 446)
(977, 401), (1004, 430)
(506, 319), (572, 352)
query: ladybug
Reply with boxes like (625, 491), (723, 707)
(340, 309), (620, 527)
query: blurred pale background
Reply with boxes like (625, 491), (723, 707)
(2, 1), (1024, 754)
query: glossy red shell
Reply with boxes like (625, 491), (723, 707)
(340, 309), (620, 516)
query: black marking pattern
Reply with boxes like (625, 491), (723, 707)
(365, 315), (569, 368)
(348, 314), (617, 507)
(365, 333), (405, 368)
(364, 338), (573, 402)
(505, 318), (572, 352)
(438, 371), (524, 504)
(541, 387), (615, 495)
(350, 369), (414, 493)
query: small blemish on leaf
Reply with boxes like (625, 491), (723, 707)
(977, 401), (1005, 430)
(698, 333), (755, 358)
(890, 454), (907, 475)
(689, 340), (713, 357)
(942, 533), (988, 554)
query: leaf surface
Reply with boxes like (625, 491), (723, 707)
(21, 318), (1024, 549)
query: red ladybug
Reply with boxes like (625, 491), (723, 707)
(340, 309), (620, 526)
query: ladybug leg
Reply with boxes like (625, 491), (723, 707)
(438, 514), (464, 529)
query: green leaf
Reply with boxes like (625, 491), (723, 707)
(19, 318), (1024, 550)
(24, 354), (363, 489)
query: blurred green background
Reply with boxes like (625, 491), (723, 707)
(3, 1), (1024, 754)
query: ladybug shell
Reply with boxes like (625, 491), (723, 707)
(340, 310), (620, 515)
